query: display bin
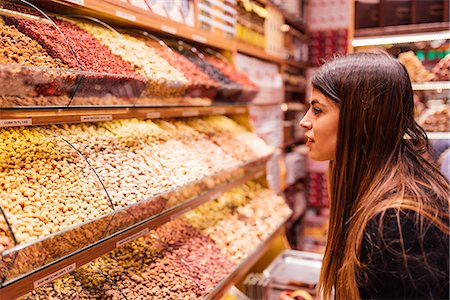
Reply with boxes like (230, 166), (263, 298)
(170, 41), (243, 102)
(203, 48), (259, 103)
(0, 126), (114, 285)
(0, 2), (147, 106)
(263, 250), (323, 300)
(129, 30), (220, 100)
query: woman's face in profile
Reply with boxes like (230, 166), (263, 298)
(299, 89), (339, 161)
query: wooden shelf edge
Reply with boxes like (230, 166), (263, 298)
(284, 60), (309, 69)
(0, 155), (270, 299)
(354, 22), (450, 37)
(285, 86), (306, 93)
(0, 105), (249, 127)
(236, 41), (284, 64)
(204, 217), (289, 300)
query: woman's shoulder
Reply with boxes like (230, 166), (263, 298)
(359, 208), (449, 299)
(364, 207), (447, 250)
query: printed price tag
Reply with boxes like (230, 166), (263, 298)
(209, 192), (222, 200)
(115, 10), (137, 22)
(116, 228), (149, 248)
(66, 0), (84, 5)
(146, 112), (161, 119)
(0, 118), (32, 127)
(182, 110), (199, 117)
(212, 109), (226, 115)
(161, 25), (176, 34)
(80, 115), (112, 122)
(192, 34), (207, 43)
(171, 207), (192, 220)
(34, 263), (76, 289)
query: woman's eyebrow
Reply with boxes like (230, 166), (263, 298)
(311, 99), (321, 105)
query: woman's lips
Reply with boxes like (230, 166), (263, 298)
(305, 137), (315, 147)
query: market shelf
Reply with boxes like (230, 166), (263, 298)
(281, 102), (307, 112)
(353, 22), (450, 39)
(427, 132), (450, 140)
(0, 104), (249, 127)
(236, 41), (284, 64)
(0, 154), (271, 300)
(31, 0), (236, 51)
(412, 81), (450, 91)
(204, 216), (289, 300)
(285, 86), (306, 93)
(284, 60), (309, 69)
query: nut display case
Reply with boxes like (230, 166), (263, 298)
(15, 180), (292, 300)
(0, 1), (298, 298)
(0, 116), (275, 298)
(0, 2), (222, 107)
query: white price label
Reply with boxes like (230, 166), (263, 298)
(212, 109), (226, 115)
(80, 115), (112, 122)
(146, 112), (161, 118)
(115, 10), (137, 22)
(209, 192), (222, 200)
(116, 228), (149, 248)
(161, 25), (176, 34)
(66, 0), (84, 5)
(171, 207), (192, 220)
(0, 118), (32, 127)
(182, 110), (199, 117)
(34, 263), (76, 289)
(192, 34), (207, 43)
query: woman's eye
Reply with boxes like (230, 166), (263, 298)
(313, 107), (321, 115)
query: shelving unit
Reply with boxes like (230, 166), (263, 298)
(0, 105), (249, 127)
(427, 132), (450, 140)
(285, 86), (305, 93)
(0, 0), (308, 298)
(412, 81), (450, 91)
(0, 154), (271, 299)
(205, 219), (289, 300)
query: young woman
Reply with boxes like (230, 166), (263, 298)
(299, 52), (449, 300)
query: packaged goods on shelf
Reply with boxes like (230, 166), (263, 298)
(265, 5), (285, 58)
(398, 51), (434, 82)
(235, 53), (284, 104)
(236, 0), (266, 49)
(419, 102), (450, 132)
(147, 0), (195, 27)
(198, 0), (237, 39)
(432, 54), (450, 81)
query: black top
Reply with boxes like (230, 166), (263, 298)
(358, 209), (449, 300)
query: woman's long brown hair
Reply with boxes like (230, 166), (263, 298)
(312, 52), (450, 300)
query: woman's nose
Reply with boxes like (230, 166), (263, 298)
(299, 113), (312, 130)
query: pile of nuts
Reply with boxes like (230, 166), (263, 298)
(19, 179), (291, 299)
(184, 181), (292, 263)
(398, 51), (434, 82)
(75, 21), (189, 97)
(0, 18), (68, 69)
(0, 116), (267, 251)
(432, 54), (450, 81)
(0, 127), (113, 244)
(420, 107), (450, 132)
(139, 37), (220, 99)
